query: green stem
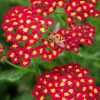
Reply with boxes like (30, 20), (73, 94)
(53, 12), (66, 15)
(78, 53), (100, 61)
(54, 13), (65, 27)
(34, 58), (41, 77)
(5, 60), (35, 73)
(70, 52), (75, 63)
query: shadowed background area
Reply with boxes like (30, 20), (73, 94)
(0, 0), (100, 100)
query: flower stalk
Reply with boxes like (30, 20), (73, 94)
(5, 60), (35, 73)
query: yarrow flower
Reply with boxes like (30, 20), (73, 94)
(2, 0), (100, 66)
(2, 6), (54, 66)
(31, 0), (66, 16)
(0, 44), (4, 55)
(0, 44), (6, 62)
(32, 63), (100, 100)
(30, 0), (100, 22)
(65, 0), (100, 22)
(39, 22), (96, 61)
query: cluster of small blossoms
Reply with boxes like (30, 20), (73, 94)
(31, 0), (66, 16)
(31, 0), (100, 21)
(0, 44), (6, 62)
(0, 44), (4, 55)
(65, 0), (100, 22)
(2, 0), (100, 66)
(32, 63), (100, 100)
(1, 6), (96, 64)
(2, 6), (55, 66)
(38, 22), (96, 61)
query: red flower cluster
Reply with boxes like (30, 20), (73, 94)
(0, 44), (4, 55)
(31, 0), (100, 22)
(65, 0), (100, 22)
(1, 6), (96, 65)
(2, 0), (100, 66)
(2, 6), (54, 66)
(39, 22), (96, 61)
(31, 0), (66, 16)
(0, 44), (6, 62)
(32, 63), (100, 100)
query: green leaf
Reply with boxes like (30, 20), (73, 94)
(0, 69), (27, 82)
(0, 0), (30, 6)
(93, 62), (100, 69)
(14, 92), (35, 100)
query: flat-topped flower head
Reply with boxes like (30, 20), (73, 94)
(2, 7), (96, 65)
(2, 0), (99, 66)
(39, 22), (96, 62)
(31, 0), (66, 16)
(0, 44), (6, 62)
(65, 0), (100, 23)
(2, 6), (54, 67)
(0, 44), (4, 55)
(31, 0), (100, 22)
(32, 63), (100, 100)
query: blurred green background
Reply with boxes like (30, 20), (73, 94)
(0, 0), (100, 100)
